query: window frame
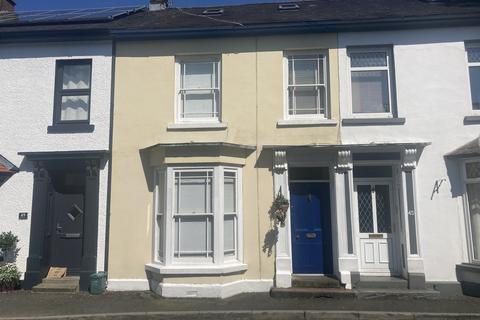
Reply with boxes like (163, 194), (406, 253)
(462, 158), (480, 264)
(465, 42), (480, 111)
(346, 46), (397, 119)
(283, 50), (330, 120)
(153, 165), (243, 268)
(175, 56), (222, 124)
(52, 59), (93, 126)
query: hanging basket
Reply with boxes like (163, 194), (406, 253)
(270, 190), (290, 227)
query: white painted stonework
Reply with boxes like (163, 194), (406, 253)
(338, 26), (480, 283)
(0, 41), (112, 275)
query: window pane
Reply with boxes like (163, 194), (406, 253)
(175, 216), (213, 257)
(375, 185), (392, 233)
(157, 215), (164, 261)
(224, 172), (236, 213)
(292, 58), (318, 85)
(183, 62), (216, 89)
(175, 171), (212, 214)
(290, 86), (323, 115)
(467, 183), (480, 260)
(224, 215), (236, 257)
(469, 66), (480, 110)
(352, 70), (390, 113)
(357, 185), (374, 233)
(182, 90), (217, 118)
(468, 47), (480, 63)
(353, 166), (393, 178)
(60, 95), (89, 121)
(62, 64), (91, 89)
(466, 162), (480, 179)
(351, 52), (387, 68)
(289, 167), (329, 180)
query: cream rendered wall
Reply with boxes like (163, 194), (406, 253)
(109, 34), (340, 286)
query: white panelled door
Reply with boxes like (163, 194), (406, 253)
(354, 182), (398, 274)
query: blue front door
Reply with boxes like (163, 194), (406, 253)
(290, 182), (333, 274)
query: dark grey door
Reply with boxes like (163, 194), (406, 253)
(50, 192), (84, 275)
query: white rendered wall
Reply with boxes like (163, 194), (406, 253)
(338, 27), (480, 282)
(0, 41), (112, 274)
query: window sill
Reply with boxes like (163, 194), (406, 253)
(277, 119), (337, 127)
(167, 122), (228, 131)
(464, 115), (480, 125)
(47, 123), (95, 133)
(145, 262), (247, 275)
(342, 118), (406, 126)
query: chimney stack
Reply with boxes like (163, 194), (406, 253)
(0, 0), (15, 12)
(149, 0), (168, 11)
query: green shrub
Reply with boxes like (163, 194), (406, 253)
(0, 263), (20, 291)
(0, 232), (18, 252)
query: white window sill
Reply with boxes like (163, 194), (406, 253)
(277, 119), (337, 127)
(145, 262), (247, 275)
(167, 122), (228, 131)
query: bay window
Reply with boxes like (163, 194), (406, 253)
(348, 47), (396, 117)
(154, 166), (242, 269)
(466, 44), (480, 110)
(465, 160), (480, 263)
(286, 53), (328, 118)
(176, 57), (221, 122)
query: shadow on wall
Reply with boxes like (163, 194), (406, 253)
(444, 157), (464, 199)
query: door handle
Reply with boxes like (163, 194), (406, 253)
(56, 223), (62, 234)
(296, 234), (300, 239)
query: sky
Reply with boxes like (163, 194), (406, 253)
(14, 0), (289, 11)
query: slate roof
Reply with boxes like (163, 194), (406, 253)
(0, 0), (479, 39)
(0, 154), (18, 173)
(446, 136), (480, 158)
(113, 0), (480, 31)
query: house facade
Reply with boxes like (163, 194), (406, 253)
(106, 0), (480, 298)
(0, 38), (113, 289)
(1, 0), (480, 298)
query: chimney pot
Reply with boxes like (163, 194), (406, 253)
(149, 0), (168, 11)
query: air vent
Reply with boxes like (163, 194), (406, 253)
(278, 3), (300, 11)
(202, 8), (224, 16)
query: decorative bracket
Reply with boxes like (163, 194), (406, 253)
(33, 161), (48, 179)
(402, 148), (417, 172)
(273, 150), (287, 174)
(335, 150), (352, 173)
(85, 160), (99, 177)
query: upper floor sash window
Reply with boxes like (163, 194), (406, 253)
(348, 47), (396, 117)
(286, 53), (328, 118)
(466, 44), (480, 110)
(54, 60), (92, 123)
(177, 57), (221, 122)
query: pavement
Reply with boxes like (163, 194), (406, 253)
(1, 291), (480, 319)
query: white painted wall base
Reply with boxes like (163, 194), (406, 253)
(151, 279), (273, 298)
(107, 279), (150, 291)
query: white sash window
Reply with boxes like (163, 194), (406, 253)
(176, 57), (221, 122)
(154, 166), (242, 268)
(464, 160), (480, 263)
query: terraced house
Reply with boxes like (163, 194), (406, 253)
(0, 0), (480, 298)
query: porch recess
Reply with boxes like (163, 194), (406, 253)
(267, 142), (429, 289)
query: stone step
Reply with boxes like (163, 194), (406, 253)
(292, 275), (341, 288)
(354, 276), (408, 290)
(32, 276), (80, 293)
(271, 287), (355, 299)
(41, 276), (80, 285)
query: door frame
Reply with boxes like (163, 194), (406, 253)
(289, 180), (333, 276)
(353, 177), (402, 276)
